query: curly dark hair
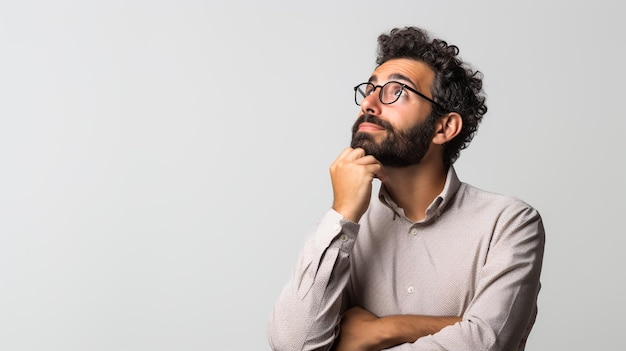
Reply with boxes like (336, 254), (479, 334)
(376, 26), (488, 167)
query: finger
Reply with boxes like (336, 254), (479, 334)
(354, 154), (382, 166)
(363, 163), (383, 177)
(334, 147), (354, 162)
(343, 147), (366, 161)
(335, 147), (367, 163)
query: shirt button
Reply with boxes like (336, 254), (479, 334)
(407, 286), (415, 294)
(409, 228), (418, 236)
(340, 234), (348, 242)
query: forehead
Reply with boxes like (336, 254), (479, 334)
(370, 58), (435, 90)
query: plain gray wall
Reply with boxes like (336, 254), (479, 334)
(1, 0), (624, 350)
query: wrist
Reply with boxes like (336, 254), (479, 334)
(372, 316), (414, 349)
(363, 317), (396, 350)
(332, 205), (362, 223)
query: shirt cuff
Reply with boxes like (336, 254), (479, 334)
(312, 209), (360, 252)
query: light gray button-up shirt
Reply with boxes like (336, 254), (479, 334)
(268, 167), (545, 351)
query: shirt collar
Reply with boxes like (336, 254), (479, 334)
(377, 166), (462, 223)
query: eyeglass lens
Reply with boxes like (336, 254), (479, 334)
(355, 82), (406, 105)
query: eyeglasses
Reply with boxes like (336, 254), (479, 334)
(353, 81), (445, 110)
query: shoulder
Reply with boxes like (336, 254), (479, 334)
(455, 182), (544, 238)
(457, 182), (539, 213)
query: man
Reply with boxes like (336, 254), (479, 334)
(267, 26), (545, 351)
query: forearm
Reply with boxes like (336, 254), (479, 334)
(333, 307), (460, 351)
(268, 210), (359, 351)
(268, 247), (349, 351)
(375, 315), (462, 349)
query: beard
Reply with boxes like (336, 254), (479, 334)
(350, 113), (435, 168)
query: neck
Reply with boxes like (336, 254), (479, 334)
(381, 162), (448, 222)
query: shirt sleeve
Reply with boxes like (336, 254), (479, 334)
(267, 209), (360, 351)
(388, 201), (546, 351)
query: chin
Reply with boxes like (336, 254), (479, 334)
(351, 133), (381, 150)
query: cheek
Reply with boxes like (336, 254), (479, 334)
(389, 109), (424, 131)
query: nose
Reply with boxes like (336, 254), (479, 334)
(359, 90), (382, 115)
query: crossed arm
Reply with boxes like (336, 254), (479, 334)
(331, 307), (461, 351)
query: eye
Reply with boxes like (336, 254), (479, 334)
(364, 84), (375, 96)
(392, 86), (405, 97)
(386, 83), (406, 100)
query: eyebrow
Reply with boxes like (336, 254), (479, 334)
(368, 73), (418, 89)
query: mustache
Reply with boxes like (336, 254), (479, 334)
(352, 114), (394, 134)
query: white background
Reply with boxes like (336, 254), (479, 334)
(1, 1), (624, 350)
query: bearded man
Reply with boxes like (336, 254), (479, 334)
(267, 26), (545, 351)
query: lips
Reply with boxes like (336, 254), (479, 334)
(357, 122), (386, 132)
(352, 114), (393, 135)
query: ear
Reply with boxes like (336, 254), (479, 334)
(432, 112), (462, 145)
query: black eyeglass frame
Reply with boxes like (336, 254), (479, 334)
(353, 81), (446, 111)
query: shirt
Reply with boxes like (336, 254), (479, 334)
(267, 166), (545, 351)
